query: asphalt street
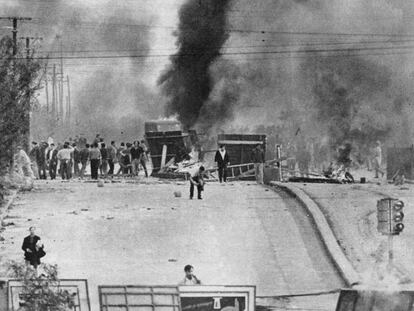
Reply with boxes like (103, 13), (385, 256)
(0, 179), (345, 310)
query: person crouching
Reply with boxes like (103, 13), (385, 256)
(189, 166), (205, 200)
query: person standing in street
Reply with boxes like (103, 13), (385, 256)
(100, 143), (109, 178)
(214, 145), (229, 183)
(251, 144), (265, 184)
(138, 142), (148, 177)
(29, 141), (39, 179)
(179, 265), (202, 285)
(373, 140), (385, 178)
(57, 144), (72, 180)
(189, 166), (205, 200)
(72, 143), (81, 178)
(36, 142), (48, 179)
(79, 144), (90, 179)
(130, 141), (141, 176)
(108, 141), (117, 176)
(89, 143), (101, 180)
(22, 226), (45, 271)
(47, 143), (58, 180)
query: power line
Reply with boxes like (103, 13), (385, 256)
(38, 38), (414, 55)
(20, 44), (414, 60)
(25, 19), (414, 38)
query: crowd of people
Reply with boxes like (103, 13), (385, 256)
(27, 134), (150, 180)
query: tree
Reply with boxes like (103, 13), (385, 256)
(7, 261), (76, 311)
(0, 35), (45, 174)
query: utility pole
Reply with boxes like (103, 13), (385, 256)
(66, 75), (71, 123)
(52, 64), (56, 119)
(56, 35), (64, 123)
(44, 65), (49, 113)
(0, 17), (32, 55)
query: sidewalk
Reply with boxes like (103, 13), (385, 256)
(279, 176), (414, 284)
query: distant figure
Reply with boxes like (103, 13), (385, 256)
(108, 141), (117, 176)
(130, 141), (141, 176)
(46, 143), (58, 180)
(89, 142), (101, 180)
(72, 143), (81, 178)
(138, 142), (148, 178)
(57, 144), (72, 180)
(36, 142), (48, 179)
(140, 139), (149, 162)
(372, 140), (385, 178)
(179, 265), (202, 285)
(100, 143), (109, 178)
(14, 145), (35, 179)
(79, 144), (90, 179)
(251, 144), (265, 184)
(214, 145), (230, 183)
(22, 226), (45, 270)
(189, 166), (205, 200)
(92, 134), (101, 146)
(29, 141), (39, 179)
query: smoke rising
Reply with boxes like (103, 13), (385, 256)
(158, 0), (233, 131)
(166, 0), (414, 161)
(0, 0), (166, 141)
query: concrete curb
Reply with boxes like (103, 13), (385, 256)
(270, 181), (360, 287)
(0, 190), (18, 229)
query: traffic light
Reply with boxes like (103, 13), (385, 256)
(377, 199), (391, 235)
(377, 198), (405, 235)
(391, 199), (404, 235)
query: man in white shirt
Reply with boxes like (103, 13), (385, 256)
(179, 265), (202, 285)
(57, 144), (73, 180)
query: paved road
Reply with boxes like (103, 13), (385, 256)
(0, 179), (344, 310)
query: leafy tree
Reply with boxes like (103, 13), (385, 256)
(0, 36), (45, 173)
(8, 261), (76, 311)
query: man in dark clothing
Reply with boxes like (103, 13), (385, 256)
(108, 141), (117, 175)
(72, 143), (81, 178)
(89, 143), (101, 180)
(79, 144), (90, 179)
(22, 226), (44, 270)
(36, 142), (48, 179)
(130, 141), (141, 176)
(189, 166), (205, 200)
(29, 142), (39, 179)
(138, 143), (148, 177)
(100, 143), (108, 178)
(214, 145), (230, 183)
(47, 143), (58, 180)
(251, 144), (265, 184)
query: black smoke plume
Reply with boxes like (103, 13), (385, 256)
(158, 0), (233, 130)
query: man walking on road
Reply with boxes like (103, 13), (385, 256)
(22, 226), (44, 271)
(251, 144), (265, 184)
(189, 166), (205, 200)
(214, 145), (229, 183)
